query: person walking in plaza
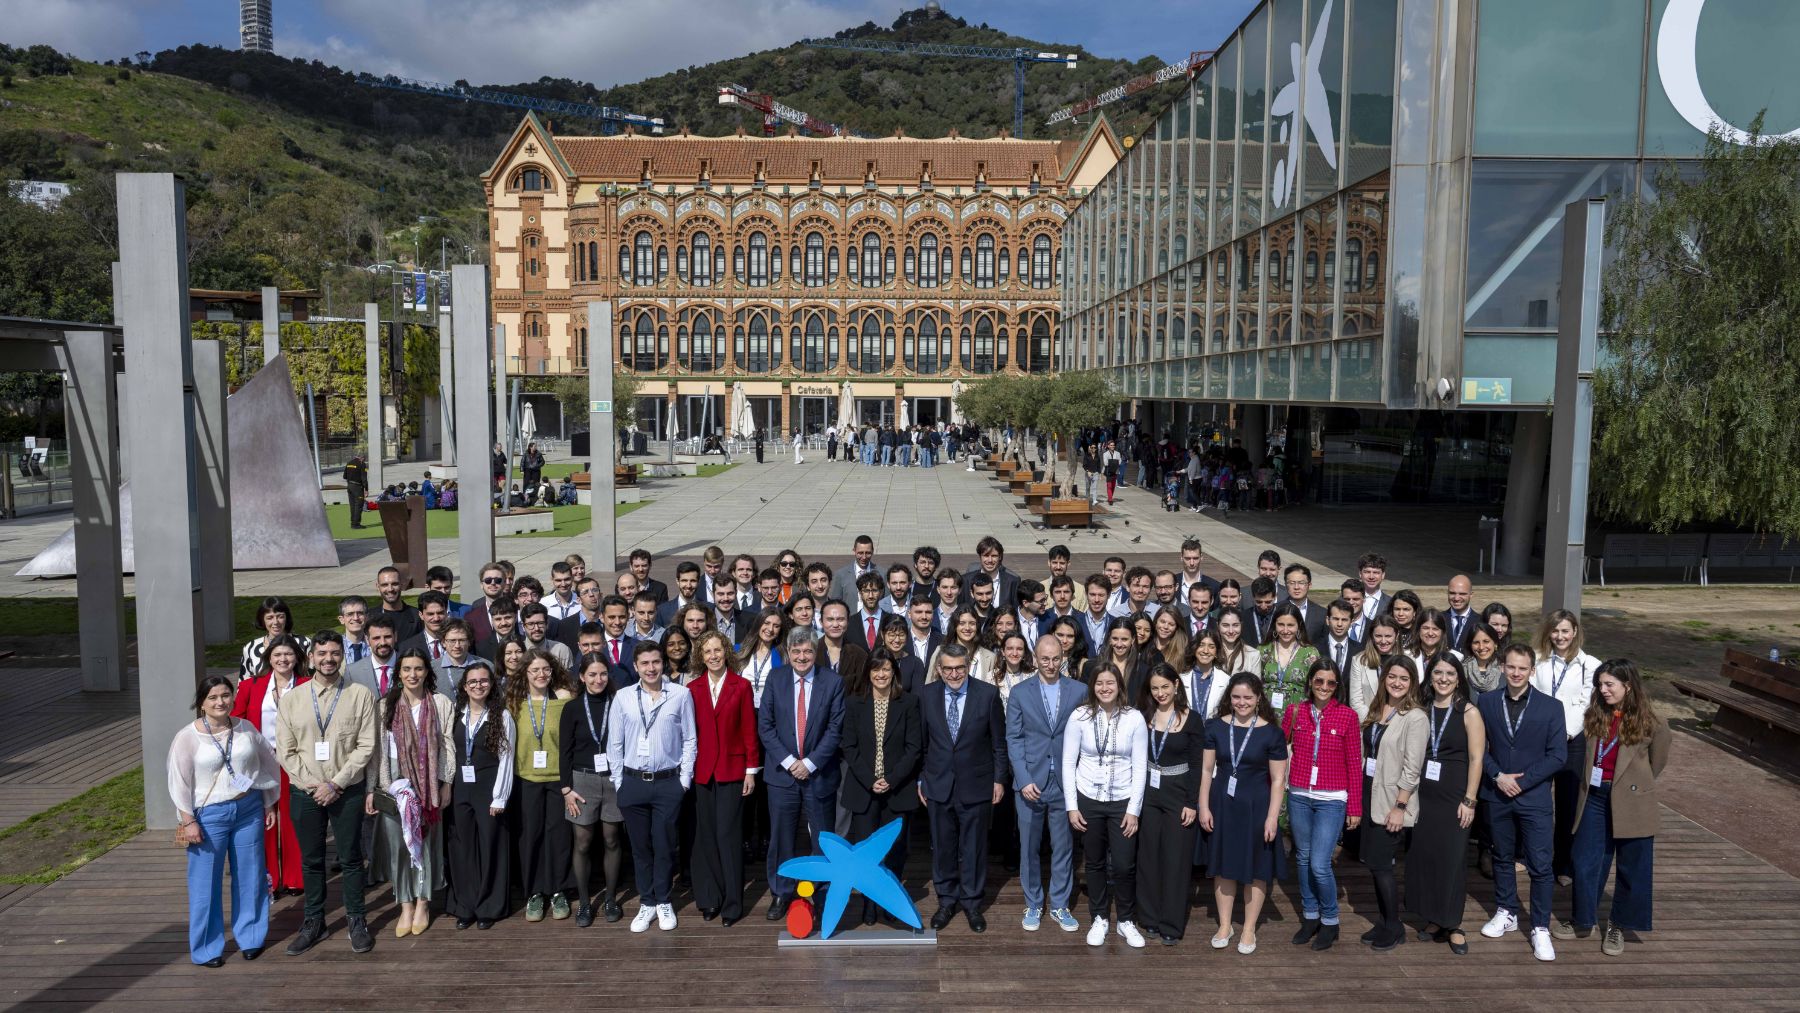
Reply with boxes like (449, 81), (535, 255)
(170, 675), (281, 966)
(758, 630), (845, 922)
(919, 644), (1009, 933)
(1410, 652), (1486, 954)
(1063, 664), (1149, 948)
(841, 652), (924, 926)
(368, 648), (455, 937)
(445, 659), (513, 930)
(686, 630), (760, 926)
(344, 455), (368, 529)
(1101, 440), (1123, 505)
(1531, 609), (1601, 885)
(1135, 664), (1205, 945)
(1480, 644), (1568, 961)
(1359, 656), (1427, 952)
(1199, 673), (1289, 954)
(559, 653), (625, 926)
(792, 429), (805, 464)
(608, 641), (699, 932)
(754, 428), (764, 464)
(275, 632), (379, 956)
(1006, 636), (1086, 934)
(1556, 658), (1670, 956)
(508, 649), (575, 923)
(1282, 658), (1363, 951)
(230, 634), (309, 899)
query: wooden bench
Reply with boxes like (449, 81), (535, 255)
(993, 460), (1019, 479)
(615, 464), (639, 486)
(1007, 472), (1039, 495)
(1019, 482), (1055, 509)
(1029, 498), (1095, 528)
(1675, 648), (1800, 766)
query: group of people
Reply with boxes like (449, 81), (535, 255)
(172, 538), (1667, 967)
(821, 421), (984, 468)
(1071, 421), (1293, 514)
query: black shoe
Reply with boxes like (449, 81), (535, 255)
(701, 908), (719, 922)
(455, 918), (473, 930)
(603, 900), (623, 923)
(202, 956), (225, 968)
(964, 908), (986, 933)
(347, 915), (373, 953)
(1292, 918), (1320, 945)
(1359, 925), (1381, 944)
(1371, 925), (1405, 952)
(476, 920), (494, 930)
(241, 947), (264, 961)
(767, 896), (791, 921)
(722, 914), (742, 928)
(285, 917), (327, 956)
(575, 904), (594, 928)
(929, 905), (956, 931)
(1311, 924), (1339, 951)
(1448, 930), (1469, 955)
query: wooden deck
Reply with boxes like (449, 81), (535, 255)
(0, 667), (141, 830)
(0, 806), (1795, 1010)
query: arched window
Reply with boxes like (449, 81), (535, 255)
(517, 168), (545, 191)
(827, 244), (839, 284)
(1365, 251), (1381, 289)
(588, 243), (598, 282)
(576, 242), (587, 282)
(804, 233), (825, 287)
(684, 311), (717, 372)
(965, 315), (998, 374)
(960, 245), (973, 284)
(1343, 238), (1363, 292)
(910, 316), (941, 375)
(854, 315), (883, 373)
(738, 312), (774, 372)
(748, 232), (769, 286)
(633, 232), (654, 285)
(733, 245), (746, 283)
(1031, 235), (1053, 288)
(692, 233), (713, 286)
(619, 244), (631, 280)
(918, 234), (939, 287)
(573, 326), (587, 369)
(860, 234), (882, 287)
(974, 235), (996, 288)
(997, 247), (1010, 284)
(625, 313), (666, 370)
(656, 244), (668, 283)
(802, 315), (827, 372)
(1029, 317), (1051, 373)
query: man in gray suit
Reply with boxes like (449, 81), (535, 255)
(1005, 635), (1087, 934)
(828, 534), (878, 606)
(345, 615), (399, 700)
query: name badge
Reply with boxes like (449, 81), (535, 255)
(595, 754), (609, 774)
(1309, 767), (1319, 787)
(461, 765), (477, 783)
(1589, 765), (1604, 787)
(1424, 760), (1442, 782)
(1363, 758), (1377, 777)
(1148, 769), (1162, 789)
(1270, 691), (1285, 711)
(532, 749), (548, 769)
(314, 741), (331, 762)
(387, 737), (398, 759)
(1226, 775), (1238, 798)
(228, 773), (253, 794)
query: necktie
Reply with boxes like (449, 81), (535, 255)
(1335, 642), (1346, 672)
(795, 676), (808, 752)
(948, 688), (963, 741)
(431, 640), (441, 660)
(1452, 614), (1465, 644)
(866, 616), (877, 649)
(377, 665), (389, 695)
(611, 639), (620, 664)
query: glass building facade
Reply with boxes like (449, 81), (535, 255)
(1063, 0), (1800, 503)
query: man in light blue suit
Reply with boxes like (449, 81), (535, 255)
(1005, 635), (1088, 933)
(758, 627), (846, 922)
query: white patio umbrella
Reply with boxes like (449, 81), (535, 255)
(837, 382), (855, 432)
(898, 398), (911, 429)
(665, 397), (679, 464)
(731, 383), (754, 438)
(950, 380), (964, 424)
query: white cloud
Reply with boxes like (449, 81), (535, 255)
(0, 0), (183, 61)
(281, 0), (888, 88)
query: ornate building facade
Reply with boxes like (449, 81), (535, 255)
(482, 113), (1119, 437)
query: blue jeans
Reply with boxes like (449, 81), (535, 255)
(898, 445), (911, 467)
(920, 448), (933, 468)
(1287, 794), (1347, 923)
(1015, 783), (1074, 911)
(882, 445), (894, 466)
(1570, 785), (1655, 931)
(1489, 792), (1555, 928)
(186, 792), (269, 963)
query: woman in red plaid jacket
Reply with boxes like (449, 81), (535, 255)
(1280, 657), (1364, 951)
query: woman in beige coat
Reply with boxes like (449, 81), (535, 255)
(1358, 655), (1427, 952)
(368, 648), (456, 935)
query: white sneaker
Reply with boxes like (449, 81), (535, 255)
(1086, 916), (1109, 946)
(1115, 920), (1146, 948)
(630, 905), (655, 933)
(1531, 927), (1556, 961)
(1481, 910), (1518, 938)
(657, 903), (677, 931)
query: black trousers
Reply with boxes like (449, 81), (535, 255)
(1136, 803), (1196, 939)
(1078, 794), (1136, 923)
(848, 797), (911, 923)
(620, 776), (683, 906)
(515, 779), (572, 899)
(291, 781), (367, 921)
(927, 796), (991, 912)
(347, 489), (365, 527)
(1552, 731), (1586, 878)
(692, 780), (746, 920)
(445, 796), (511, 921)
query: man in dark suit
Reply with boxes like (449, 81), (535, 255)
(828, 535), (879, 606)
(904, 597), (944, 672)
(462, 562), (510, 646)
(1318, 598), (1362, 682)
(1014, 578), (1047, 653)
(397, 591), (453, 675)
(817, 600), (868, 690)
(1176, 537), (1221, 603)
(757, 630), (845, 920)
(554, 577), (606, 655)
(1282, 564), (1330, 645)
(654, 562), (704, 629)
(708, 574), (757, 647)
(958, 536), (1021, 612)
(592, 595), (639, 687)
(346, 615), (400, 699)
(1445, 574), (1478, 653)
(474, 598), (522, 668)
(1356, 552), (1391, 631)
(374, 566), (423, 643)
(1180, 583), (1216, 640)
(918, 643), (1009, 933)
(850, 572), (888, 651)
(1478, 644), (1568, 961)
(628, 548), (670, 605)
(1242, 577), (1281, 648)
(1004, 636), (1087, 932)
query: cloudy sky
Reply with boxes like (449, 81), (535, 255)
(1, 0), (1256, 88)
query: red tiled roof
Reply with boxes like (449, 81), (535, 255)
(551, 133), (1081, 187)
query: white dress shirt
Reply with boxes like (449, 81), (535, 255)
(605, 681), (698, 789)
(1532, 652), (1601, 738)
(1060, 706), (1149, 816)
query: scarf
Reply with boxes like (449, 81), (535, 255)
(395, 695), (442, 831)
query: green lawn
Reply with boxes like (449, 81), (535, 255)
(0, 595), (359, 667)
(0, 769), (145, 884)
(324, 500), (645, 541)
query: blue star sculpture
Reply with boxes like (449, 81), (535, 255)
(776, 818), (921, 939)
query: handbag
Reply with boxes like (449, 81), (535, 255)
(369, 788), (402, 820)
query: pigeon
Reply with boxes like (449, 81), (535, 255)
(961, 513), (970, 520)
(1102, 533), (1110, 539)
(1013, 522), (1021, 529)
(759, 496), (769, 503)
(1123, 520), (1130, 527)
(1035, 539), (1049, 546)
(1130, 535), (1142, 543)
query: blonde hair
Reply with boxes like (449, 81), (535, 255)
(1531, 609), (1584, 663)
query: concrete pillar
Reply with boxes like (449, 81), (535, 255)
(587, 301), (616, 570)
(437, 309), (455, 463)
(191, 340), (234, 644)
(261, 285), (280, 365)
(364, 304), (384, 494)
(1499, 410), (1550, 576)
(57, 330), (125, 693)
(493, 323), (509, 490)
(118, 173), (204, 832)
(451, 266), (495, 600)
(1543, 199), (1605, 615)
(1239, 404), (1267, 463)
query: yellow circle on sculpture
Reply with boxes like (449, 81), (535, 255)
(796, 881), (815, 898)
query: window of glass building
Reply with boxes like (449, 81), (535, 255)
(1344, 0), (1396, 185)
(1473, 0), (1644, 157)
(1643, 0), (1800, 155)
(1463, 160), (1633, 331)
(1238, 6), (1271, 239)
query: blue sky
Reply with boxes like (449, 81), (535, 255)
(4, 0), (1258, 89)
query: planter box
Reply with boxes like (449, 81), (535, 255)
(494, 509), (556, 536)
(641, 461), (698, 478)
(576, 486), (643, 506)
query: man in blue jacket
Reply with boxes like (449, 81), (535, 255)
(1478, 643), (1568, 961)
(918, 644), (1009, 933)
(757, 629), (845, 922)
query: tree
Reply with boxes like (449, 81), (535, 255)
(1598, 119), (1800, 539)
(1035, 370), (1123, 483)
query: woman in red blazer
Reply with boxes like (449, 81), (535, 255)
(687, 630), (762, 926)
(229, 633), (310, 896)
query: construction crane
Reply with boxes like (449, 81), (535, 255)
(355, 73), (666, 135)
(1044, 50), (1214, 128)
(798, 37), (1076, 139)
(716, 83), (863, 138)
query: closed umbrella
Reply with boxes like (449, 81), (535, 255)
(950, 381), (964, 424)
(898, 398), (911, 429)
(837, 382), (854, 433)
(731, 384), (754, 438)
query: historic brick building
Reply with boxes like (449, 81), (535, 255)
(482, 112), (1120, 437)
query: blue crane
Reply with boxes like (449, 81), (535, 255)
(798, 38), (1076, 139)
(355, 73), (665, 135)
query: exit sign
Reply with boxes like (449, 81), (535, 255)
(589, 400), (613, 414)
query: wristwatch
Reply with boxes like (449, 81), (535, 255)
(1461, 797), (1477, 807)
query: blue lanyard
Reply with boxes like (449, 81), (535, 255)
(1226, 718), (1252, 774)
(1189, 670), (1214, 712)
(1429, 704), (1452, 758)
(463, 708), (489, 766)
(308, 682), (341, 739)
(637, 686), (667, 739)
(1149, 710), (1176, 765)
(583, 694), (609, 750)
(1595, 725), (1621, 767)
(526, 695), (549, 743)
(1504, 693), (1529, 740)
(199, 720), (237, 777)
(1550, 657), (1575, 697)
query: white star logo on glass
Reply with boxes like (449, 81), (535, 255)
(1271, 0), (1339, 209)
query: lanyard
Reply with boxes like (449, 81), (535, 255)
(582, 694), (610, 751)
(199, 720), (237, 777)
(1150, 710), (1177, 766)
(526, 695), (549, 743)
(1273, 644), (1297, 691)
(1189, 669), (1214, 712)
(1226, 718), (1253, 774)
(1094, 708), (1121, 797)
(1504, 693), (1530, 741)
(308, 681), (341, 739)
(1595, 720), (1621, 767)
(747, 652), (772, 694)
(1369, 713), (1391, 755)
(1308, 705), (1326, 770)
(637, 686), (668, 740)
(463, 708), (489, 765)
(1429, 704), (1452, 758)
(1550, 656), (1574, 697)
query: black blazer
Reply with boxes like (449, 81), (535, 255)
(917, 679), (1009, 806)
(379, 604), (423, 643)
(840, 692), (923, 815)
(1243, 607), (1277, 648)
(893, 655), (927, 696)
(823, 638), (869, 691)
(959, 565), (1022, 612)
(1319, 635), (1363, 681)
(643, 577), (670, 605)
(1477, 687), (1568, 805)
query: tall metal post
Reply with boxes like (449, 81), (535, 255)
(364, 303), (384, 494)
(261, 285), (280, 365)
(191, 340), (234, 644)
(587, 300), (615, 570)
(118, 173), (204, 831)
(437, 308), (455, 463)
(1543, 198), (1605, 615)
(57, 329), (124, 692)
(451, 266), (495, 598)
(494, 322), (509, 490)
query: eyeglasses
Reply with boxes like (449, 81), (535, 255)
(778, 560), (798, 568)
(1312, 678), (1338, 687)
(464, 678), (491, 687)
(481, 576), (506, 585)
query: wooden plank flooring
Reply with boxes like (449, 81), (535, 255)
(0, 807), (1795, 1011)
(0, 668), (141, 829)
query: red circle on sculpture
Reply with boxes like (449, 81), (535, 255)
(786, 898), (815, 937)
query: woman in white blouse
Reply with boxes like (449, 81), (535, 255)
(367, 648), (456, 936)
(1182, 632), (1231, 720)
(1063, 663), (1150, 949)
(1531, 608), (1603, 883)
(169, 675), (281, 967)
(928, 607), (997, 686)
(1349, 617), (1403, 719)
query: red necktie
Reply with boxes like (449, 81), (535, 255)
(431, 641), (441, 660)
(611, 639), (620, 664)
(866, 616), (877, 649)
(795, 676), (808, 753)
(377, 665), (389, 695)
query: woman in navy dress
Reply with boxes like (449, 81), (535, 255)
(1199, 672), (1289, 954)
